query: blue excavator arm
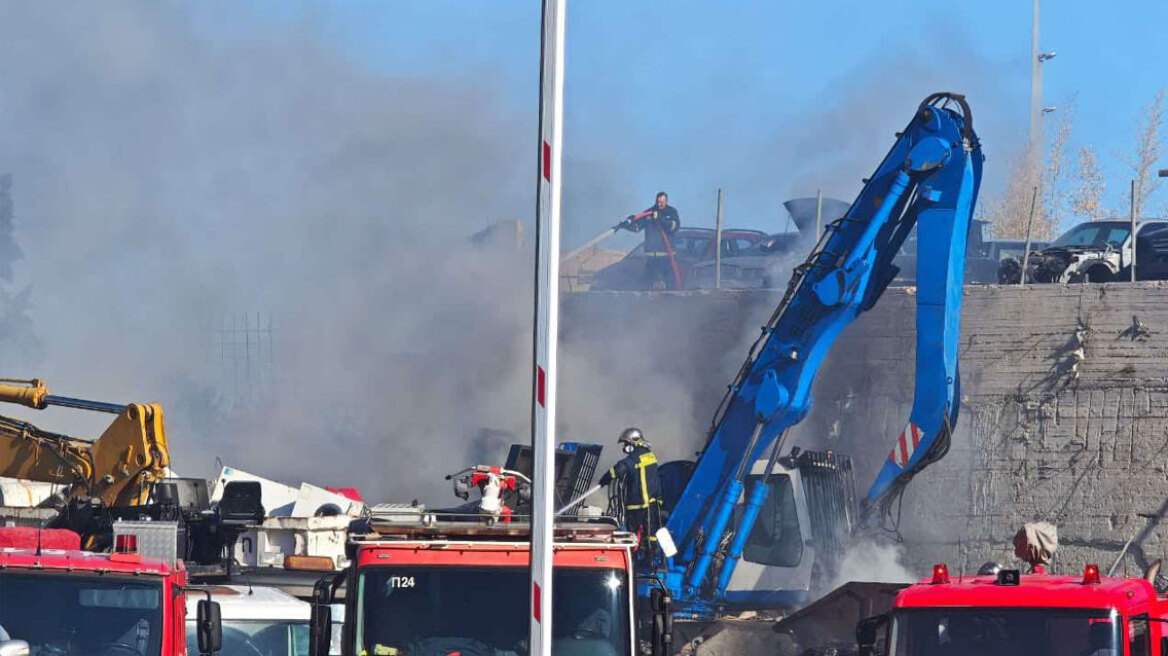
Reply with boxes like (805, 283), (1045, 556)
(650, 93), (982, 615)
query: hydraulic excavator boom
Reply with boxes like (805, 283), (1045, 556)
(0, 378), (170, 508)
(643, 93), (982, 620)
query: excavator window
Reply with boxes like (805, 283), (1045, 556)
(733, 474), (803, 568)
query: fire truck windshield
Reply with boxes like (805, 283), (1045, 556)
(0, 572), (163, 656)
(889, 608), (1122, 656)
(355, 566), (630, 656)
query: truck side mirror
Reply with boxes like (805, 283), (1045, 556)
(309, 578), (335, 656)
(856, 614), (888, 656)
(196, 599), (222, 655)
(649, 588), (673, 656)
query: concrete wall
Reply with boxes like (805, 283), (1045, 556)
(561, 283), (1168, 578)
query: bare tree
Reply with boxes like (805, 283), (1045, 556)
(1070, 146), (1107, 220)
(1119, 87), (1166, 217)
(986, 144), (1055, 240)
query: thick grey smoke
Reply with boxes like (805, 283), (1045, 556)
(0, 3), (734, 504)
(0, 3), (539, 501)
(0, 4), (1029, 512)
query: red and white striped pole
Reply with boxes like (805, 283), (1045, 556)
(530, 0), (565, 655)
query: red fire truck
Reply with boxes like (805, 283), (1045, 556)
(308, 505), (643, 656)
(856, 562), (1167, 656)
(0, 526), (222, 656)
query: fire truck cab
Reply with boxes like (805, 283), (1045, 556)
(858, 563), (1168, 656)
(309, 507), (640, 656)
(0, 526), (224, 656)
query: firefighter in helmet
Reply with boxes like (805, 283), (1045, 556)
(598, 427), (662, 559)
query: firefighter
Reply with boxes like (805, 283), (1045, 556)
(619, 192), (681, 289)
(598, 427), (662, 560)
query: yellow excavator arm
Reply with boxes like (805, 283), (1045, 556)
(0, 378), (171, 508)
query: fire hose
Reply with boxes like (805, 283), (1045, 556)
(657, 224), (683, 289)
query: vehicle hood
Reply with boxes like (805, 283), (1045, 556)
(1040, 245), (1111, 256)
(783, 198), (851, 234)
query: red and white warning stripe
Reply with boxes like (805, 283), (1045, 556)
(888, 421), (923, 468)
(530, 1), (565, 655)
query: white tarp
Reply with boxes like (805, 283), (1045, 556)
(1013, 522), (1059, 566)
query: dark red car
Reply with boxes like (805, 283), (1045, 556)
(589, 228), (767, 291)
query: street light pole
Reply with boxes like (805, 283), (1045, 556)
(1030, 0), (1041, 148)
(1030, 0), (1056, 181)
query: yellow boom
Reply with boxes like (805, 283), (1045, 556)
(0, 378), (170, 508)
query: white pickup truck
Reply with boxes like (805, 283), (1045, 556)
(185, 585), (344, 656)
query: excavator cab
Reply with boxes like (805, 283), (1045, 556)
(657, 448), (857, 609)
(723, 449), (856, 606)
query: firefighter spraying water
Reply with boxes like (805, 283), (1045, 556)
(598, 428), (663, 563)
(619, 192), (682, 289)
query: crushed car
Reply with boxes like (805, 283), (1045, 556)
(589, 227), (766, 291)
(687, 197), (851, 290)
(687, 231), (803, 289)
(998, 219), (1168, 283)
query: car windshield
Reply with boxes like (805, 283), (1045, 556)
(355, 566), (630, 656)
(889, 608), (1121, 656)
(0, 572), (163, 656)
(1051, 223), (1130, 249)
(186, 620), (308, 656)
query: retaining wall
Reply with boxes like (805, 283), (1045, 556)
(561, 283), (1168, 577)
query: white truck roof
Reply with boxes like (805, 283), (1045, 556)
(185, 585), (308, 621)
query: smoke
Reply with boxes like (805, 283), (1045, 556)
(831, 539), (918, 589)
(733, 29), (1026, 228)
(0, 2), (735, 504)
(0, 4), (1029, 513)
(0, 2), (542, 501)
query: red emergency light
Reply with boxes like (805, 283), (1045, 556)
(931, 563), (950, 584)
(1082, 563), (1101, 585)
(114, 534), (138, 554)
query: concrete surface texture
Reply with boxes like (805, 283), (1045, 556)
(561, 282), (1168, 579)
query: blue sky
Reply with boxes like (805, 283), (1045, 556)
(192, 1), (1168, 248)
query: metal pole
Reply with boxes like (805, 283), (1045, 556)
(1130, 179), (1137, 283)
(1029, 0), (1042, 149)
(815, 188), (823, 237)
(714, 188), (724, 289)
(530, 1), (565, 653)
(1020, 186), (1038, 286)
